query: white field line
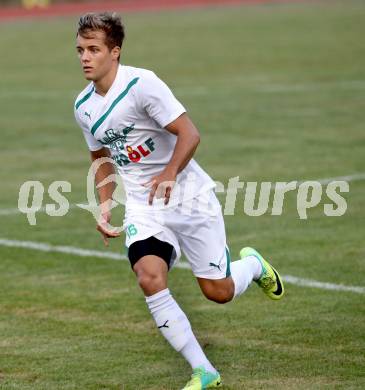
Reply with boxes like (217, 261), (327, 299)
(0, 208), (24, 216)
(1, 172), (365, 216)
(282, 275), (365, 295)
(271, 172), (365, 191)
(0, 204), (80, 216)
(0, 238), (191, 268)
(0, 238), (364, 295)
(304, 173), (365, 186)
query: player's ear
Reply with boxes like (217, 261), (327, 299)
(111, 46), (121, 60)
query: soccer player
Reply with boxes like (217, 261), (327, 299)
(74, 12), (284, 390)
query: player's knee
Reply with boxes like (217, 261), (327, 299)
(198, 278), (235, 304)
(206, 292), (233, 304)
(203, 285), (234, 304)
(136, 270), (166, 295)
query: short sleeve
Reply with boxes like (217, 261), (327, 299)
(139, 71), (186, 128)
(74, 107), (104, 151)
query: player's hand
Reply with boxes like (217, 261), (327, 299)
(96, 211), (120, 246)
(144, 168), (177, 205)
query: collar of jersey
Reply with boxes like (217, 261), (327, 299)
(91, 65), (139, 135)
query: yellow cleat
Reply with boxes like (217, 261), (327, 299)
(182, 366), (222, 390)
(240, 247), (285, 300)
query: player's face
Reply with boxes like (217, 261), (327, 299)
(76, 30), (119, 82)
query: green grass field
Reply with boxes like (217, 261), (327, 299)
(1, 1), (365, 388)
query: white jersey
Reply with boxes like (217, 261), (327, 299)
(74, 64), (215, 209)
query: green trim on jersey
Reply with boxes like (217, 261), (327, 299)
(75, 86), (95, 110)
(225, 246), (231, 277)
(91, 77), (140, 135)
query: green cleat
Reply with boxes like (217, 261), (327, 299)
(181, 366), (222, 390)
(240, 247), (285, 300)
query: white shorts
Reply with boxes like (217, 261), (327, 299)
(123, 190), (231, 279)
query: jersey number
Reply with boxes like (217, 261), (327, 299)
(126, 224), (138, 238)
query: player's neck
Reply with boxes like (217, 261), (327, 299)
(94, 63), (119, 97)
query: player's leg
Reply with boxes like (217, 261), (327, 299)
(197, 249), (282, 302)
(194, 247), (262, 303)
(129, 237), (219, 383)
(179, 191), (284, 303)
(195, 242), (284, 302)
(132, 253), (168, 296)
(196, 243), (285, 302)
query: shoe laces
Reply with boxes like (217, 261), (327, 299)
(192, 367), (204, 377)
(260, 276), (276, 290)
(185, 367), (204, 386)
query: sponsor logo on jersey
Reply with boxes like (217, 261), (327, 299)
(98, 123), (156, 166)
(100, 124), (135, 150)
(112, 137), (155, 166)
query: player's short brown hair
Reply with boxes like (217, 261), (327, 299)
(77, 12), (125, 51)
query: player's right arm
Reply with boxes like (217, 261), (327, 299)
(90, 147), (120, 246)
(74, 101), (119, 246)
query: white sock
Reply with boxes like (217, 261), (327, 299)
(146, 288), (216, 373)
(231, 255), (262, 298)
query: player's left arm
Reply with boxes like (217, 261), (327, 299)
(146, 113), (200, 205)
